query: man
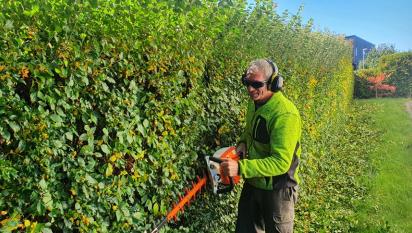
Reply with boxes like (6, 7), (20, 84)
(221, 59), (302, 233)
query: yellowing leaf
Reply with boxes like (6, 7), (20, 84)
(109, 155), (117, 162)
(105, 163), (113, 177)
(20, 67), (29, 79)
(135, 150), (145, 160)
(82, 215), (90, 226)
(24, 219), (31, 227)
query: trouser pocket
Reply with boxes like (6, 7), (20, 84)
(272, 187), (296, 224)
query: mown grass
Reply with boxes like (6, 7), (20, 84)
(354, 98), (412, 233)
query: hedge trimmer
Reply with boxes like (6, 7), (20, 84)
(150, 146), (241, 233)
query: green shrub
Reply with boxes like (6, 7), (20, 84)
(1, 0), (356, 232)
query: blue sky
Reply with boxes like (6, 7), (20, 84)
(258, 0), (412, 51)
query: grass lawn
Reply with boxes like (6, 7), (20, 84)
(355, 98), (412, 233)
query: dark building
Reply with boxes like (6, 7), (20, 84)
(345, 35), (375, 69)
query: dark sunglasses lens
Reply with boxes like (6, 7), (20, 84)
(250, 81), (264, 88)
(242, 77), (265, 88)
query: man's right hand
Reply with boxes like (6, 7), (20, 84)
(236, 143), (246, 159)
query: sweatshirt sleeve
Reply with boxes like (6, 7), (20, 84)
(238, 113), (300, 178)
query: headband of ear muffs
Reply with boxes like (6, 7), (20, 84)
(266, 59), (283, 92)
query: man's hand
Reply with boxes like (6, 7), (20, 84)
(236, 143), (246, 158)
(221, 159), (239, 177)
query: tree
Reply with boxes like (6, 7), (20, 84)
(359, 43), (396, 69)
(367, 73), (396, 98)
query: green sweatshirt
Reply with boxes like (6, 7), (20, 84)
(238, 92), (302, 190)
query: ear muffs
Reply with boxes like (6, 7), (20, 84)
(266, 59), (283, 92)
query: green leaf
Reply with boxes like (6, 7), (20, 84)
(77, 157), (85, 167)
(102, 82), (109, 92)
(42, 228), (53, 233)
(85, 174), (97, 185)
(5, 20), (14, 30)
(23, 5), (39, 17)
(90, 113), (97, 124)
(101, 144), (110, 154)
(129, 80), (137, 91)
(115, 209), (122, 221)
(106, 77), (115, 83)
(146, 199), (152, 211)
(81, 144), (94, 155)
(137, 124), (145, 136)
(50, 114), (63, 125)
(75, 202), (81, 210)
(39, 179), (47, 189)
(0, 127), (11, 140)
(103, 128), (109, 135)
(132, 211), (143, 220)
(153, 202), (159, 215)
(54, 68), (61, 75)
(57, 107), (66, 117)
(17, 140), (26, 151)
(121, 206), (130, 217)
(178, 70), (185, 77)
(42, 192), (53, 210)
(7, 121), (20, 132)
(36, 200), (45, 215)
(65, 132), (73, 141)
(143, 119), (149, 128)
(54, 140), (62, 148)
(127, 133), (133, 144)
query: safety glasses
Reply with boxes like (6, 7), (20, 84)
(241, 78), (267, 89)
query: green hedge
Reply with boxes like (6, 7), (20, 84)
(1, 0), (355, 232)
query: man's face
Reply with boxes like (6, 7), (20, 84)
(244, 71), (273, 103)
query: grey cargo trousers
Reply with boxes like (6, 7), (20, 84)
(235, 183), (298, 233)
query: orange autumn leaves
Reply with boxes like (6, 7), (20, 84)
(367, 73), (396, 97)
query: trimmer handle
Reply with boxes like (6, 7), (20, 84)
(209, 156), (223, 163)
(208, 157), (234, 194)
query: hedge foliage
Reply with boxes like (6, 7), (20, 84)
(379, 52), (412, 97)
(1, 0), (356, 232)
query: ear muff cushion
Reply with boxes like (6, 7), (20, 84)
(266, 59), (282, 91)
(273, 75), (283, 91)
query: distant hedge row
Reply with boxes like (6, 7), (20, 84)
(0, 0), (354, 232)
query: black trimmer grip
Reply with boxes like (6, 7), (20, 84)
(238, 151), (244, 159)
(217, 177), (234, 194)
(209, 156), (224, 164)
